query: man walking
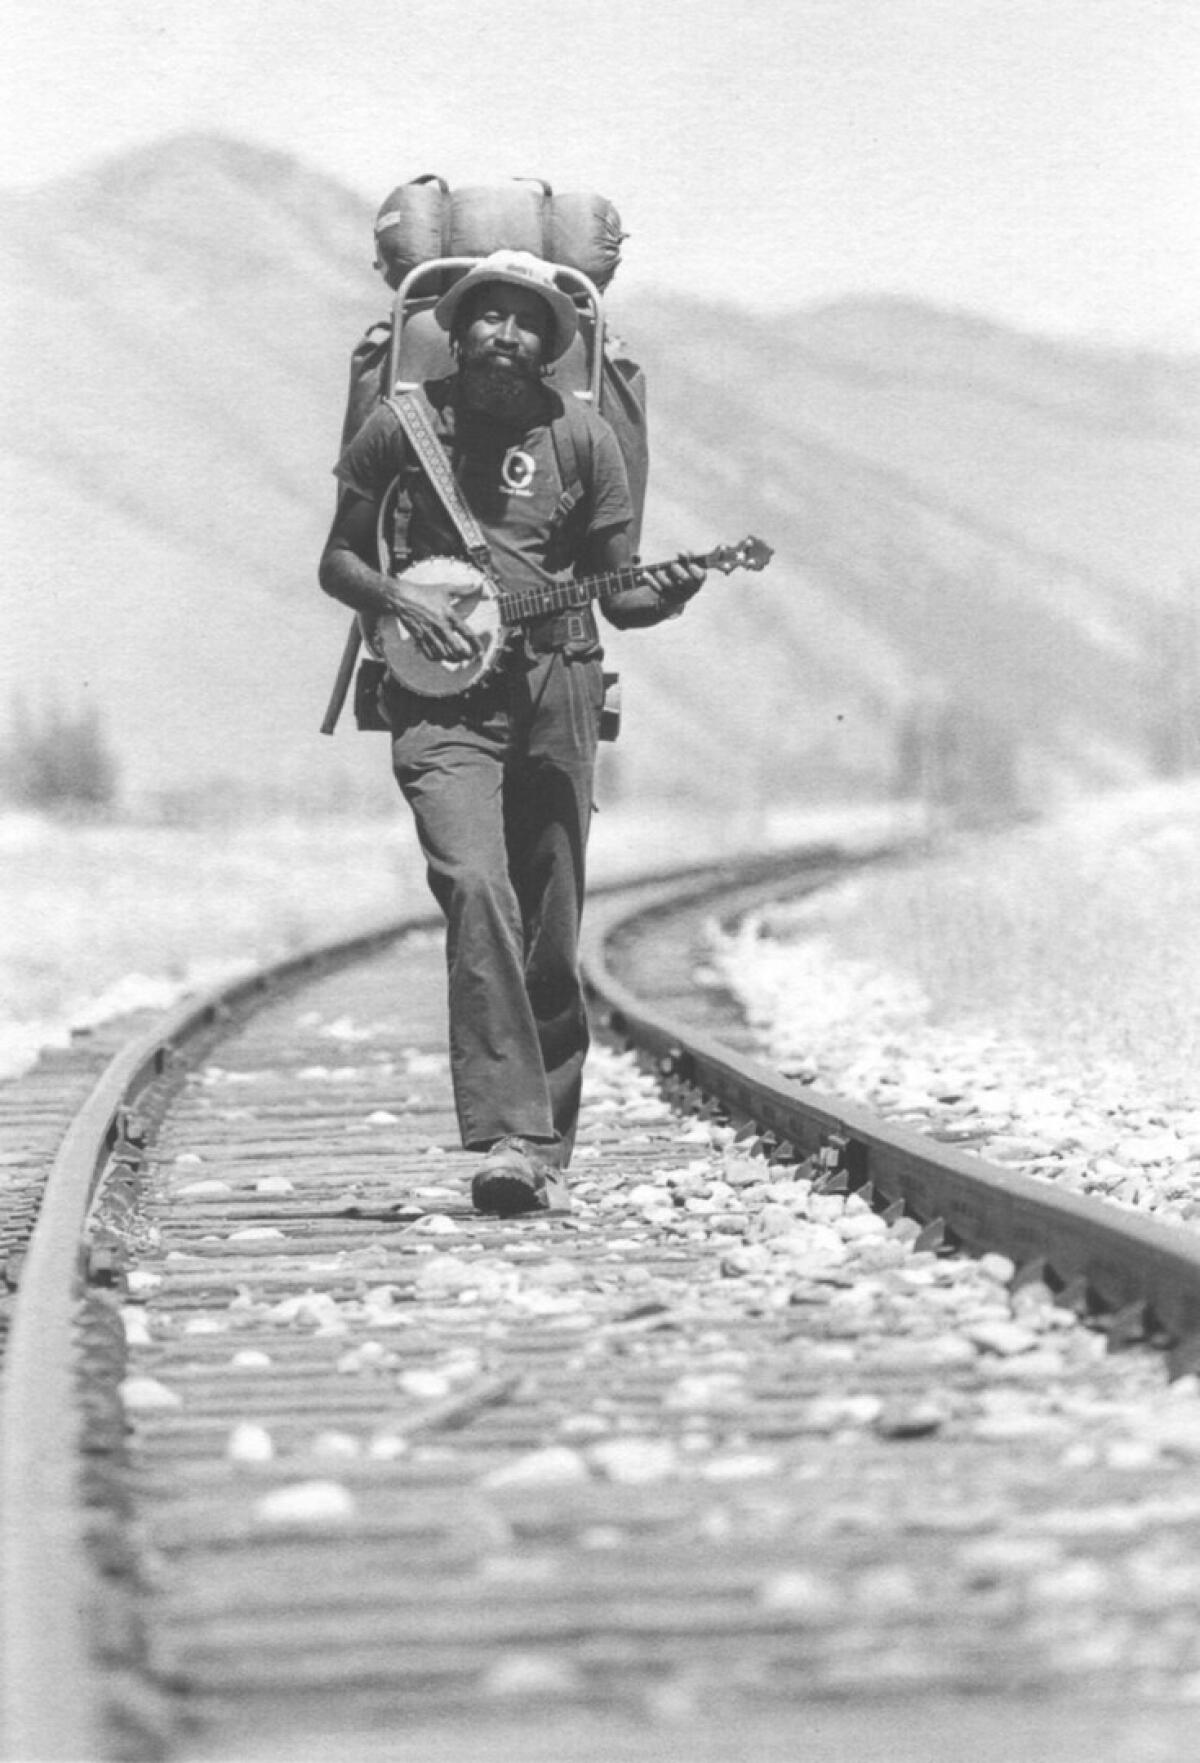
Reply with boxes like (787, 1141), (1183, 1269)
(319, 249), (703, 1216)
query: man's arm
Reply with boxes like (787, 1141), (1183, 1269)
(319, 493), (480, 663)
(583, 525), (706, 630)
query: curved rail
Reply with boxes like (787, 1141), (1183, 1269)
(13, 831), (1193, 1758)
(580, 875), (1200, 1362)
(0, 911), (438, 1763)
(0, 844), (848, 1761)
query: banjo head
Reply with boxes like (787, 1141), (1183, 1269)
(373, 556), (505, 699)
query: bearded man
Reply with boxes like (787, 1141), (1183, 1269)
(319, 250), (703, 1216)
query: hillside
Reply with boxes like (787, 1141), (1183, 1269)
(2, 131), (1198, 818)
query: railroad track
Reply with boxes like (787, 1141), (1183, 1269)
(4, 843), (1200, 1763)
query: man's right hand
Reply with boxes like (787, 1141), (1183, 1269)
(382, 581), (482, 663)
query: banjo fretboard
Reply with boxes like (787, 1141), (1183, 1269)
(496, 566), (655, 626)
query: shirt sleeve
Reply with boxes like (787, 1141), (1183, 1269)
(332, 402), (405, 503)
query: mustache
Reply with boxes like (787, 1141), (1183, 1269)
(465, 344), (538, 372)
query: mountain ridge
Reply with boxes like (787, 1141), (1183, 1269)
(2, 133), (1197, 815)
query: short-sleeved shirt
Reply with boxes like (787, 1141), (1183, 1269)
(333, 378), (634, 600)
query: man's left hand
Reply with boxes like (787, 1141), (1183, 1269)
(640, 554), (707, 608)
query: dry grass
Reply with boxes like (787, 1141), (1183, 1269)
(0, 801), (754, 1077)
(0, 814), (428, 1028)
(783, 783), (1200, 1102)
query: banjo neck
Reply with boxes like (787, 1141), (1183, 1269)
(496, 553), (711, 627)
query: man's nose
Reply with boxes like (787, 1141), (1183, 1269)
(494, 315), (520, 347)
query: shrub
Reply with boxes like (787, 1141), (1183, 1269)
(1, 694), (120, 814)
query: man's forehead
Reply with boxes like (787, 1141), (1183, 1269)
(465, 282), (550, 324)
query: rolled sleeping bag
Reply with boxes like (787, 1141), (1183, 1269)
(374, 174), (450, 285)
(546, 192), (625, 290)
(449, 183), (546, 258)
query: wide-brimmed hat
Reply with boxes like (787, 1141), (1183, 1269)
(433, 249), (578, 361)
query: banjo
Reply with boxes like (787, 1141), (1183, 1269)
(367, 536), (774, 699)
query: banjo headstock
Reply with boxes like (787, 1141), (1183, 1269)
(702, 535), (774, 576)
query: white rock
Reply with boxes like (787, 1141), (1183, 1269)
(483, 1447), (590, 1490)
(173, 1152), (204, 1166)
(227, 1422), (274, 1463)
(120, 1307), (152, 1346)
(628, 1182), (668, 1209)
(125, 1270), (162, 1296)
(398, 1369), (454, 1400)
(558, 1413), (610, 1443)
(269, 1292), (346, 1332)
(622, 1102), (674, 1126)
(587, 1437), (680, 1484)
(120, 1376), (182, 1412)
(1114, 1133), (1183, 1167)
(410, 1214), (461, 1236)
(972, 1410), (1061, 1442)
(987, 1136), (1053, 1163)
(255, 1481), (356, 1524)
(699, 1453), (780, 1481)
(230, 1349), (273, 1369)
(958, 1536), (1063, 1578)
(229, 1225), (287, 1242)
(366, 1110), (401, 1125)
(663, 1373), (746, 1414)
(1029, 1559), (1111, 1605)
(837, 1212), (888, 1241)
(312, 1430), (362, 1460)
(1104, 1438), (1162, 1470)
(255, 1175), (295, 1194)
(482, 1653), (582, 1698)
(806, 1393), (883, 1431)
(967, 1319), (1039, 1356)
(758, 1570), (842, 1617)
(368, 1433), (410, 1460)
(852, 1566), (923, 1614)
(176, 1179), (233, 1197)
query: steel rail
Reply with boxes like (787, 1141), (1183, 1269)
(580, 877), (1200, 1366)
(0, 910), (440, 1763)
(0, 843), (851, 1762)
(0, 834), (907, 1761)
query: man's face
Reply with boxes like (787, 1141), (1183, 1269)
(458, 282), (552, 377)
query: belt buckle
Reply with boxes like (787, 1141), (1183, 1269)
(563, 611), (588, 645)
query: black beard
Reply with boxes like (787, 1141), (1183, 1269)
(458, 352), (543, 422)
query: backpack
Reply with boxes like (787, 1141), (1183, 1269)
(341, 177), (648, 546)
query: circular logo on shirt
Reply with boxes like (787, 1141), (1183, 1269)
(500, 446), (537, 496)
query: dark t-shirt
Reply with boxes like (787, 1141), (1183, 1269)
(333, 379), (634, 599)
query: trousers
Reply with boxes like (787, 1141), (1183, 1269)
(386, 649), (604, 1162)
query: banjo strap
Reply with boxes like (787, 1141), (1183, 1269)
(385, 386), (494, 575)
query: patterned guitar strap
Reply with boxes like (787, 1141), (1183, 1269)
(385, 386), (495, 577)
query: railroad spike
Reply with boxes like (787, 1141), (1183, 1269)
(1105, 1300), (1151, 1351)
(1014, 1256), (1051, 1292)
(115, 1107), (148, 1148)
(1058, 1275), (1095, 1318)
(1167, 1333), (1200, 1382)
(914, 1218), (946, 1253)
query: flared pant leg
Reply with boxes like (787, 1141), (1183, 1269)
(388, 653), (602, 1159)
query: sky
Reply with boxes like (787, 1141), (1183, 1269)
(2, 0), (1198, 346)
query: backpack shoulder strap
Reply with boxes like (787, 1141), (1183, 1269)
(547, 395), (589, 523)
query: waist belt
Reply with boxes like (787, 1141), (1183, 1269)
(523, 605), (599, 654)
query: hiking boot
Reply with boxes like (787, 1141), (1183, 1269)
(471, 1137), (569, 1217)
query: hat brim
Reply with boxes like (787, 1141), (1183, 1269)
(434, 265), (578, 361)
